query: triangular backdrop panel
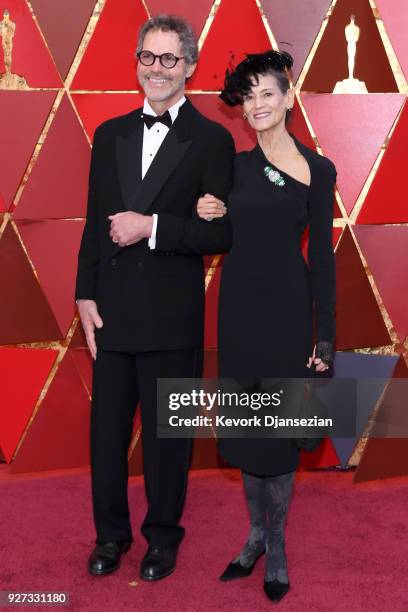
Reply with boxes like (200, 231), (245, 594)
(10, 352), (91, 472)
(298, 438), (340, 470)
(16, 220), (85, 337)
(354, 356), (408, 483)
(301, 0), (398, 92)
(331, 351), (398, 467)
(357, 99), (408, 224)
(69, 320), (88, 349)
(30, 0), (97, 79)
(354, 226), (408, 343)
(189, 94), (257, 152)
(145, 0), (214, 38)
(376, 0), (408, 84)
(0, 0), (62, 86)
(335, 226), (390, 349)
(70, 348), (93, 397)
(0, 347), (58, 463)
(71, 93), (144, 141)
(354, 439), (408, 483)
(70, 0), (149, 90)
(0, 91), (56, 210)
(368, 357), (408, 439)
(0, 222), (62, 344)
(260, 0), (332, 83)
(188, 0), (272, 91)
(14, 95), (91, 220)
(301, 93), (405, 215)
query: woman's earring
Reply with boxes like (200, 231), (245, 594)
(243, 112), (247, 120)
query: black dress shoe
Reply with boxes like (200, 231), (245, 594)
(87, 541), (131, 576)
(219, 550), (265, 581)
(263, 579), (290, 603)
(139, 546), (178, 581)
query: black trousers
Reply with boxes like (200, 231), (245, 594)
(90, 346), (203, 549)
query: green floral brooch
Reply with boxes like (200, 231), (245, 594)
(264, 165), (285, 187)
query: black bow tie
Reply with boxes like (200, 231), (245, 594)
(142, 110), (172, 129)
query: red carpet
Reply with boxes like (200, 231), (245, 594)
(1, 468), (408, 611)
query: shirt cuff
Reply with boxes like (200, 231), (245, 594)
(148, 214), (158, 249)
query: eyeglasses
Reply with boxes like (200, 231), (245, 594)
(137, 50), (185, 69)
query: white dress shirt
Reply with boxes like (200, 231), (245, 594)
(142, 96), (186, 248)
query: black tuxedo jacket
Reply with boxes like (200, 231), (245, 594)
(75, 97), (235, 351)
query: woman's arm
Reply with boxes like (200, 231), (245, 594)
(307, 159), (337, 367)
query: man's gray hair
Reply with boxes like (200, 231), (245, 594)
(136, 15), (198, 65)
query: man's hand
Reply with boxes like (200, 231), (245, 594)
(77, 299), (103, 360)
(197, 193), (227, 221)
(108, 212), (153, 247)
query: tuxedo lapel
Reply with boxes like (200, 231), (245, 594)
(111, 99), (195, 257)
(129, 100), (194, 214)
(130, 130), (192, 214)
(116, 116), (143, 211)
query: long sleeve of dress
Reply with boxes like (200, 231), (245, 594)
(154, 127), (235, 255)
(307, 159), (337, 344)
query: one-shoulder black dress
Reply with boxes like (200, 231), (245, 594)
(217, 137), (336, 476)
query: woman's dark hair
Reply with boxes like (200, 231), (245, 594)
(220, 50), (294, 107)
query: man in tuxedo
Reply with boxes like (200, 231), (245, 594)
(75, 15), (234, 580)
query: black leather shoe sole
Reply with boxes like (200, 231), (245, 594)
(219, 550), (265, 581)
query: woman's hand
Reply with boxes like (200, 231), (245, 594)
(197, 193), (227, 221)
(306, 342), (333, 373)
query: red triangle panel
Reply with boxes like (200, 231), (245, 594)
(16, 220), (85, 337)
(0, 91), (56, 209)
(357, 100), (408, 224)
(261, 0), (332, 83)
(0, 222), (62, 344)
(30, 0), (96, 79)
(14, 96), (91, 220)
(10, 352), (90, 472)
(0, 347), (58, 463)
(188, 0), (272, 91)
(354, 226), (408, 343)
(71, 0), (148, 90)
(298, 438), (340, 469)
(354, 438), (408, 483)
(71, 348), (93, 397)
(71, 93), (144, 141)
(375, 0), (408, 84)
(69, 320), (88, 349)
(0, 0), (62, 86)
(301, 93), (405, 214)
(335, 227), (390, 349)
(302, 0), (398, 92)
(145, 0), (214, 38)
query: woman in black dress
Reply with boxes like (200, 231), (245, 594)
(197, 51), (337, 603)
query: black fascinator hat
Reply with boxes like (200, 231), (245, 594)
(220, 50), (294, 107)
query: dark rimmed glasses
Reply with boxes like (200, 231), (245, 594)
(137, 50), (185, 69)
